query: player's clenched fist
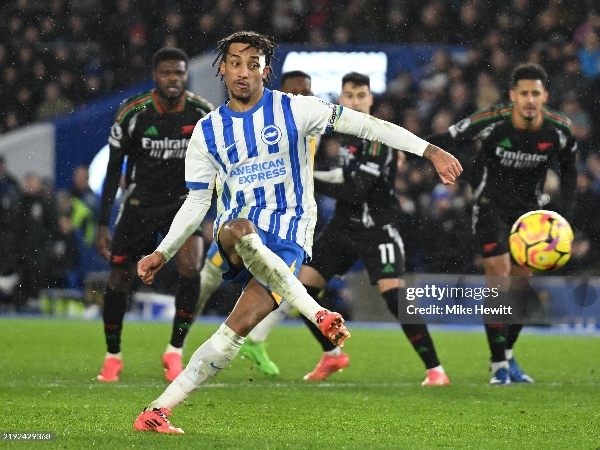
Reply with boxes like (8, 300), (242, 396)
(138, 251), (167, 284)
(423, 144), (463, 185)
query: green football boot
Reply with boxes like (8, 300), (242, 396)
(239, 337), (280, 376)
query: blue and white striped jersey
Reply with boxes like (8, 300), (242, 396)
(185, 88), (342, 257)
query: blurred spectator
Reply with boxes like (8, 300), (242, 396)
(488, 47), (512, 96)
(386, 71), (414, 112)
(67, 164), (99, 246)
(0, 186), (19, 306)
(451, 1), (488, 47)
(332, 25), (351, 45)
(0, 155), (20, 301)
(57, 70), (82, 105)
(560, 99), (597, 161)
(272, 1), (304, 42)
(578, 29), (600, 79)
(412, 1), (448, 44)
(429, 109), (455, 135)
(34, 82), (74, 121)
(400, 107), (423, 136)
(475, 72), (501, 110)
(567, 169), (600, 275)
(448, 81), (476, 120)
(15, 173), (58, 311)
(2, 111), (23, 133)
(46, 207), (80, 290)
(585, 152), (600, 191)
(154, 8), (189, 50)
(382, 0), (411, 43)
(372, 101), (396, 123)
(506, 0), (537, 50)
(573, 8), (600, 45)
(548, 55), (591, 109)
(531, 8), (563, 47)
(420, 184), (477, 274)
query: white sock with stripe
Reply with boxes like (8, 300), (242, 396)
(148, 324), (243, 410)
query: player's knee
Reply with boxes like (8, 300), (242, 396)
(108, 267), (134, 292)
(220, 219), (259, 265)
(382, 287), (400, 319)
(221, 219), (259, 243)
(178, 260), (202, 276)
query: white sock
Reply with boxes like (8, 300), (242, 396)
(248, 300), (294, 342)
(197, 258), (225, 314)
(106, 352), (122, 360)
(491, 361), (509, 373)
(505, 349), (514, 360)
(148, 323), (244, 410)
(235, 234), (324, 326)
(325, 347), (342, 356)
(428, 365), (444, 373)
(165, 344), (183, 355)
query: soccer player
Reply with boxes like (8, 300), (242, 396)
(133, 31), (461, 434)
(196, 70), (315, 376)
(243, 72), (452, 385)
(426, 63), (577, 385)
(95, 48), (214, 383)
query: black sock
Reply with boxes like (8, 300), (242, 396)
(301, 285), (337, 352)
(483, 290), (511, 362)
(485, 323), (508, 362)
(102, 287), (127, 354)
(384, 288), (441, 369)
(506, 324), (523, 350)
(504, 280), (533, 349)
(170, 275), (200, 348)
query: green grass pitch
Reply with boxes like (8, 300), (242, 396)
(2, 318), (599, 449)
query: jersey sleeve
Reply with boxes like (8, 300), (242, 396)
(557, 131), (578, 222)
(313, 142), (389, 203)
(290, 95), (344, 137)
(156, 188), (213, 262)
(292, 95), (431, 156)
(98, 143), (125, 226)
(184, 119), (218, 191)
(98, 103), (134, 226)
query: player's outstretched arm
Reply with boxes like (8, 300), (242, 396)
(330, 106), (462, 185)
(138, 251), (166, 284)
(423, 144), (463, 186)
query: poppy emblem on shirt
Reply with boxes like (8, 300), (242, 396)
(181, 124), (196, 134)
(537, 142), (552, 151)
(261, 125), (282, 145)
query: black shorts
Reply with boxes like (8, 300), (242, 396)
(110, 199), (202, 267)
(472, 203), (525, 258)
(307, 220), (406, 285)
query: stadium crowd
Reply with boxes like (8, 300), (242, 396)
(1, 0), (600, 312)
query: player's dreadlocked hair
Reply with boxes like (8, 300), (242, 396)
(212, 31), (278, 86)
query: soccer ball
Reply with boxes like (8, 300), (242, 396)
(509, 210), (574, 272)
